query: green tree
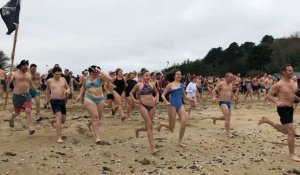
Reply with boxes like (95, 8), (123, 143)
(248, 45), (272, 72)
(0, 50), (10, 70)
(261, 35), (274, 45)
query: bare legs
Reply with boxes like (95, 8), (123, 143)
(212, 104), (233, 138)
(135, 105), (159, 154)
(125, 96), (135, 120)
(157, 105), (187, 148)
(84, 99), (105, 143)
(51, 112), (65, 143)
(187, 98), (196, 117)
(10, 108), (35, 135)
(113, 91), (124, 119)
(258, 117), (300, 162)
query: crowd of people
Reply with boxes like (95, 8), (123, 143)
(0, 60), (300, 161)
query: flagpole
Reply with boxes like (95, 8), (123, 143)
(3, 24), (19, 110)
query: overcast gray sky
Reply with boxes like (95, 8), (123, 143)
(1, 0), (300, 74)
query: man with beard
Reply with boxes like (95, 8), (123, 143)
(7, 60), (38, 135)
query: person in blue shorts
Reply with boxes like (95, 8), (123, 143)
(212, 73), (236, 138)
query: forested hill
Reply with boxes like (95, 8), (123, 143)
(164, 34), (300, 76)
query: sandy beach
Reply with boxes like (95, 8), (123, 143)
(1, 94), (300, 175)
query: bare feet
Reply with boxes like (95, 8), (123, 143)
(151, 148), (160, 155)
(121, 116), (126, 122)
(227, 133), (234, 138)
(134, 128), (139, 138)
(212, 118), (217, 125)
(258, 116), (268, 125)
(96, 139), (103, 145)
(57, 138), (63, 143)
(156, 123), (162, 132)
(288, 154), (300, 162)
(178, 143), (187, 148)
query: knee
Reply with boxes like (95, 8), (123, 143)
(92, 116), (99, 122)
(287, 128), (295, 136)
(146, 122), (153, 130)
(24, 109), (31, 115)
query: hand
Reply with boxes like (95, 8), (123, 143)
(192, 100), (197, 106)
(165, 102), (171, 106)
(134, 99), (140, 104)
(7, 73), (12, 79)
(276, 101), (285, 107)
(76, 96), (82, 102)
(64, 88), (70, 94)
(232, 96), (237, 102)
(212, 96), (217, 103)
(155, 98), (159, 104)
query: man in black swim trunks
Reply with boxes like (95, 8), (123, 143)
(46, 67), (70, 143)
(259, 64), (300, 162)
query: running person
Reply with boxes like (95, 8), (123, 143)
(112, 68), (125, 119)
(244, 76), (253, 101)
(185, 76), (198, 117)
(7, 60), (37, 135)
(259, 64), (300, 162)
(46, 67), (70, 143)
(77, 65), (112, 144)
(124, 72), (137, 121)
(156, 69), (195, 148)
(29, 64), (43, 122)
(211, 73), (235, 138)
(0, 65), (6, 101)
(130, 69), (160, 154)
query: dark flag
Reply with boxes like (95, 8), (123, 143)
(0, 0), (21, 35)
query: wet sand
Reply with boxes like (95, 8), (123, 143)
(0, 94), (300, 175)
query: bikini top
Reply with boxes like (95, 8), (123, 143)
(85, 78), (102, 88)
(139, 83), (153, 96)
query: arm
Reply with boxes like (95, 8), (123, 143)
(30, 80), (38, 91)
(99, 71), (113, 82)
(212, 82), (221, 102)
(161, 84), (172, 105)
(77, 79), (86, 102)
(130, 83), (140, 104)
(45, 80), (51, 104)
(152, 83), (159, 104)
(6, 73), (14, 87)
(266, 84), (279, 104)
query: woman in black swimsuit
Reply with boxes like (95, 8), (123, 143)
(113, 68), (126, 119)
(124, 72), (137, 120)
(130, 69), (160, 154)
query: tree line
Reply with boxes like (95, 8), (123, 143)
(164, 33), (300, 76)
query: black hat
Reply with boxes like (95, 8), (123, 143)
(16, 60), (29, 69)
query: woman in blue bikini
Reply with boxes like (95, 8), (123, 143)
(157, 69), (195, 148)
(130, 69), (160, 154)
(77, 65), (112, 144)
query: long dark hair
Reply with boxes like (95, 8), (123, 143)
(166, 69), (180, 82)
